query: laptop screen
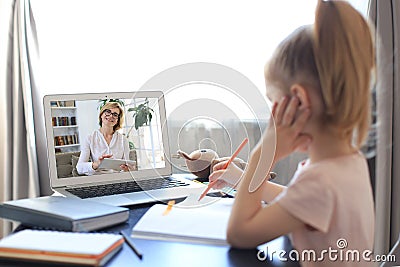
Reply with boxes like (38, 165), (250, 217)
(43, 91), (172, 188)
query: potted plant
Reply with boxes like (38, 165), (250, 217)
(125, 98), (154, 149)
(127, 98), (154, 130)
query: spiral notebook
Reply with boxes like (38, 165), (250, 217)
(0, 230), (124, 266)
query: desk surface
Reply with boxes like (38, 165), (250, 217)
(0, 201), (300, 267)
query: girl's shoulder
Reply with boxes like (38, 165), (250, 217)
(295, 152), (367, 183)
(301, 151), (364, 170)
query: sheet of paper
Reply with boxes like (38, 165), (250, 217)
(175, 194), (222, 207)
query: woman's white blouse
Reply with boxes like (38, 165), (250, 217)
(76, 129), (130, 175)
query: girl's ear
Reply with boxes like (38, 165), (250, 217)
(290, 84), (310, 110)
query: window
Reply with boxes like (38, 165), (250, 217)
(33, 0), (368, 116)
(33, 0), (319, 111)
(32, 0), (371, 176)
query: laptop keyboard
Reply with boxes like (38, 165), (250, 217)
(66, 177), (190, 199)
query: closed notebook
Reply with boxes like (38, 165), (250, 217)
(0, 196), (129, 231)
(0, 230), (123, 266)
(132, 196), (234, 245)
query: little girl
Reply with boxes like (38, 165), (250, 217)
(209, 1), (375, 266)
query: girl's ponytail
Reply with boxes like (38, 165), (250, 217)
(313, 0), (375, 148)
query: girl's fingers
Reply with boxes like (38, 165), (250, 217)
(269, 102), (279, 129)
(213, 161), (228, 171)
(209, 172), (227, 189)
(282, 97), (300, 126)
(271, 101), (278, 117)
(209, 170), (223, 182)
(212, 180), (226, 190)
(292, 108), (311, 135)
(274, 96), (289, 125)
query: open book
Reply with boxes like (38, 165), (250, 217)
(0, 230), (123, 266)
(132, 195), (234, 245)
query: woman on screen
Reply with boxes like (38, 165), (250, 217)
(76, 102), (132, 175)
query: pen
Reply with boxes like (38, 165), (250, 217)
(198, 138), (249, 201)
(120, 230), (143, 260)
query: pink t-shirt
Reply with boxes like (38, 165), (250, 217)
(274, 152), (374, 267)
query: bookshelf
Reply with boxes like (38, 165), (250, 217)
(50, 101), (80, 153)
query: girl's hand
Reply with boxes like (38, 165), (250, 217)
(92, 154), (113, 170)
(246, 96), (311, 192)
(254, 96), (311, 165)
(208, 160), (244, 189)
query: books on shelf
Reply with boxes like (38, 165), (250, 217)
(132, 195), (234, 245)
(52, 116), (77, 126)
(54, 133), (79, 146)
(50, 100), (76, 107)
(0, 230), (123, 266)
(0, 196), (129, 232)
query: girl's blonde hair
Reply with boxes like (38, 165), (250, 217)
(98, 102), (125, 131)
(265, 0), (375, 148)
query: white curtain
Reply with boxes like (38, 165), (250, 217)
(370, 0), (400, 257)
(0, 0), (40, 237)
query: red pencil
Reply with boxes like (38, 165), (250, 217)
(198, 138), (249, 201)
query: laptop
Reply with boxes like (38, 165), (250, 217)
(43, 91), (204, 206)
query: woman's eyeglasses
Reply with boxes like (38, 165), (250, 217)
(103, 109), (120, 119)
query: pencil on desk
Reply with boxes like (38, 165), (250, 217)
(120, 230), (143, 260)
(198, 138), (249, 201)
